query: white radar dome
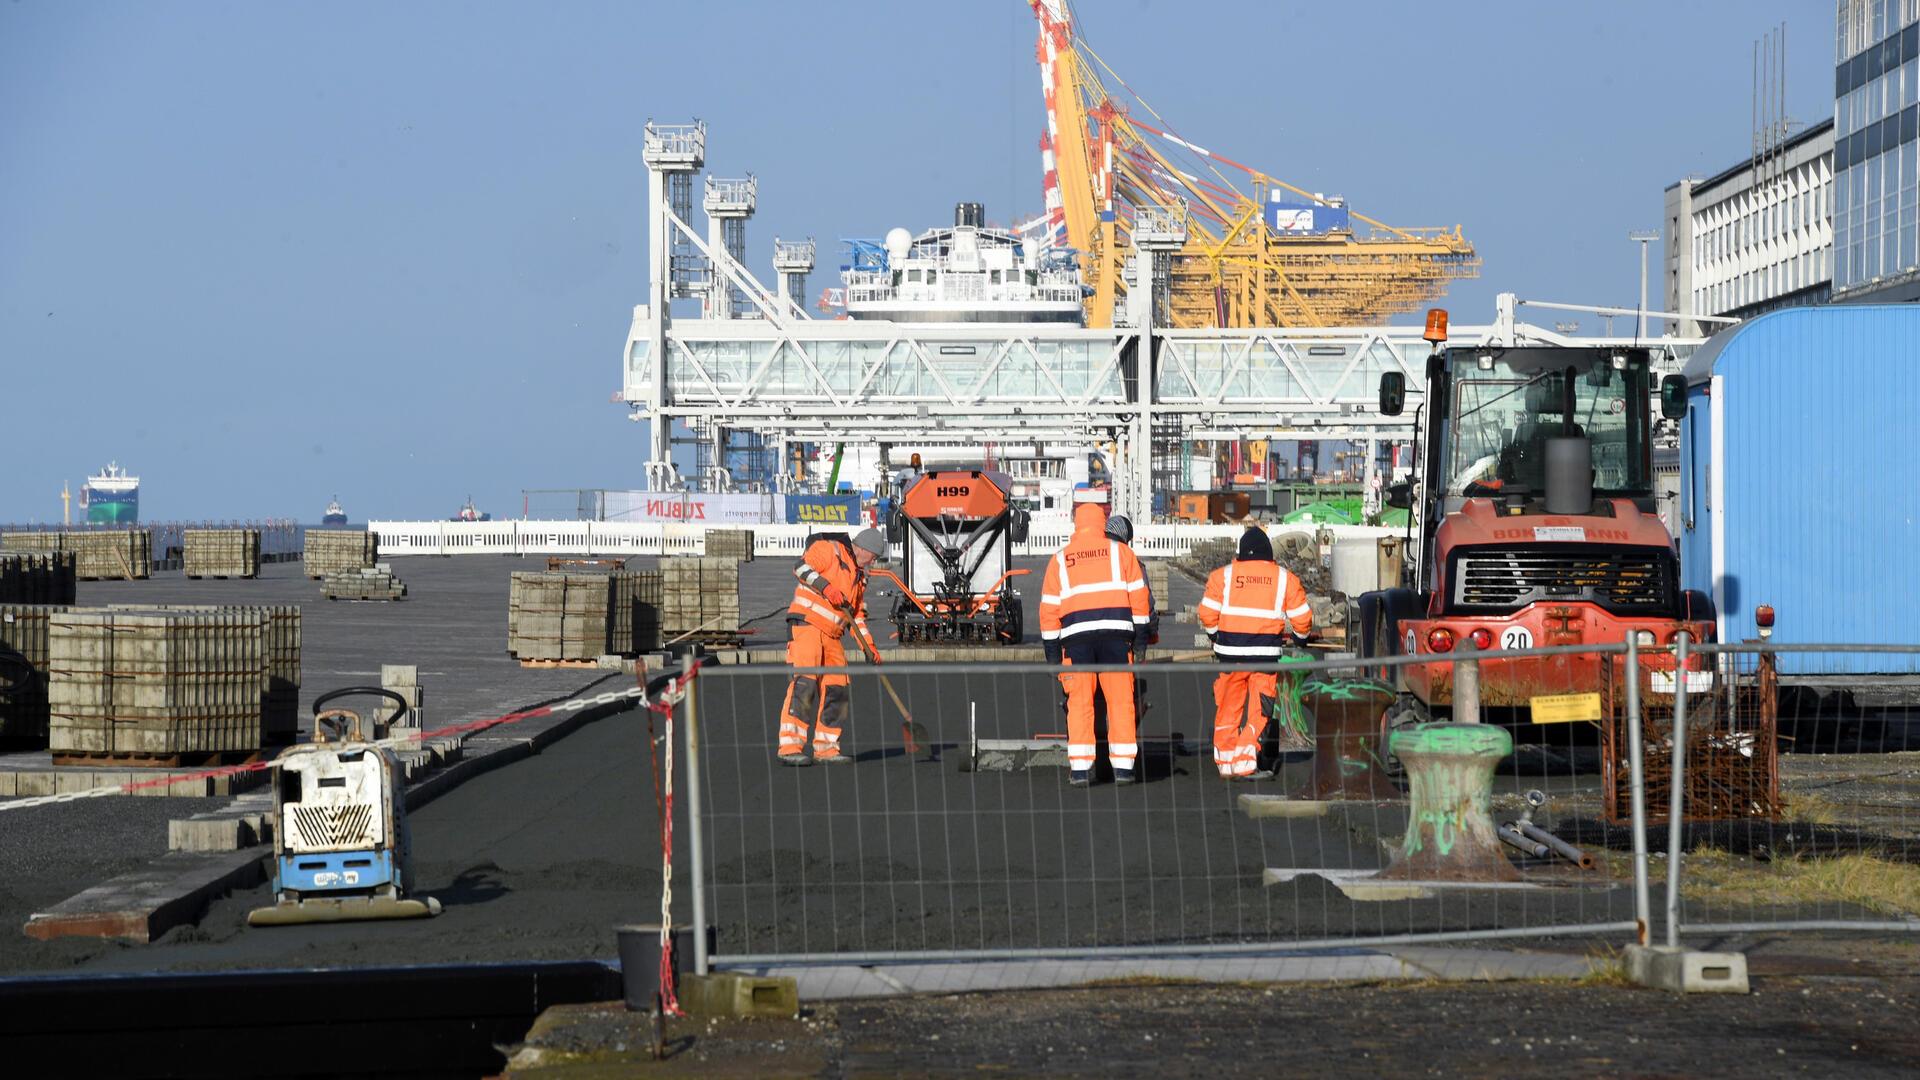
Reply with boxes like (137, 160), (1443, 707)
(884, 227), (912, 263)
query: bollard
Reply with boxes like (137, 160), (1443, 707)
(1289, 674), (1398, 800)
(1452, 639), (1481, 724)
(1379, 722), (1519, 881)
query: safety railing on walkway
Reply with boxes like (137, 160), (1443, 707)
(1664, 641), (1920, 941)
(669, 643), (1720, 972)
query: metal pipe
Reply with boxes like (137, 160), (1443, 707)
(1665, 630), (1691, 948)
(1516, 821), (1595, 869)
(1497, 824), (1549, 858)
(681, 656), (710, 976)
(1452, 638), (1481, 723)
(1625, 639), (1653, 946)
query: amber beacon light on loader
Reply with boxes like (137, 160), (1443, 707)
(1356, 310), (1711, 730)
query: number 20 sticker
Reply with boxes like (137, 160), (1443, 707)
(1500, 627), (1534, 650)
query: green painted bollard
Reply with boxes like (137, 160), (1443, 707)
(1379, 722), (1519, 882)
(1290, 675), (1398, 801)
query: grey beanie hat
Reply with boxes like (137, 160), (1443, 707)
(851, 528), (888, 560)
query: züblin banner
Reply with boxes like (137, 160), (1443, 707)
(602, 492), (782, 524)
(785, 495), (862, 526)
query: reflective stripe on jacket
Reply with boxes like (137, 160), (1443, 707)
(1196, 558), (1312, 658)
(1039, 503), (1151, 643)
(789, 536), (871, 643)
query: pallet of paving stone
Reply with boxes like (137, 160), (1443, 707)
(0, 532), (61, 553)
(704, 528), (755, 563)
(304, 529), (379, 578)
(0, 551), (78, 605)
(322, 566), (406, 600)
(104, 603), (303, 749)
(182, 528), (261, 579)
(660, 557), (741, 636)
(1144, 560), (1171, 616)
(610, 569), (662, 654)
(0, 604), (68, 745)
(18, 530), (153, 580)
(47, 608), (267, 762)
(508, 571), (614, 661)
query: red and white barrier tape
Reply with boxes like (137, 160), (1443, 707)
(0, 669), (701, 813)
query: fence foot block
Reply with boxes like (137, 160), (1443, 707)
(680, 972), (799, 1018)
(1625, 944), (1749, 994)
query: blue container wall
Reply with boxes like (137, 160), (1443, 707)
(1681, 306), (1920, 673)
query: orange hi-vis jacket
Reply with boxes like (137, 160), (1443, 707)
(788, 535), (874, 647)
(1039, 503), (1152, 644)
(1197, 558), (1313, 659)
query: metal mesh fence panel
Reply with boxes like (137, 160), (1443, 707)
(684, 649), (1646, 964)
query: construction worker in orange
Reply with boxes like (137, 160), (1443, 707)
(1040, 501), (1152, 787)
(777, 527), (888, 766)
(1196, 527), (1313, 781)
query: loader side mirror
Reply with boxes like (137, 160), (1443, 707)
(1385, 481), (1412, 510)
(885, 509), (903, 544)
(1378, 371), (1406, 416)
(1008, 507), (1031, 544)
(1659, 373), (1688, 420)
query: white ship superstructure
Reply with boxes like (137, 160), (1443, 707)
(840, 204), (1084, 325)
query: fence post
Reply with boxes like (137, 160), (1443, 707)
(1624, 639), (1652, 946)
(1452, 639), (1481, 724)
(681, 656), (710, 975)
(1664, 630), (1691, 948)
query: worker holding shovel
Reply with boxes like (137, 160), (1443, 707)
(776, 528), (888, 766)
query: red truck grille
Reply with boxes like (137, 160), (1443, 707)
(1450, 546), (1674, 614)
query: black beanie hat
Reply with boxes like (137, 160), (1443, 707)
(1237, 527), (1273, 562)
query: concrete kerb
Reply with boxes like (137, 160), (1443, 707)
(715, 946), (1607, 1001)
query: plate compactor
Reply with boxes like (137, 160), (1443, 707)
(248, 688), (442, 927)
(882, 469), (1030, 645)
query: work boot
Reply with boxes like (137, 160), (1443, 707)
(815, 752), (853, 766)
(1234, 767), (1275, 782)
(776, 752), (812, 768)
(1112, 767), (1137, 785)
(1068, 770), (1091, 787)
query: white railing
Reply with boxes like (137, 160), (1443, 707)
(368, 520), (1401, 559)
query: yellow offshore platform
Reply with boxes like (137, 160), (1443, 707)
(1030, 0), (1479, 328)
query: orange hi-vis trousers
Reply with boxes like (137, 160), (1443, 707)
(1059, 636), (1138, 773)
(778, 623), (849, 760)
(1212, 668), (1277, 777)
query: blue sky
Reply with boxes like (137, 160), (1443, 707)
(1, 0), (1834, 521)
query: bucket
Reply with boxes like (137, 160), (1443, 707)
(615, 924), (711, 1011)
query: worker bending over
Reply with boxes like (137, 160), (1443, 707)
(1196, 527), (1313, 781)
(777, 528), (887, 766)
(1040, 504), (1152, 786)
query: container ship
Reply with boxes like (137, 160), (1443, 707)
(79, 462), (139, 524)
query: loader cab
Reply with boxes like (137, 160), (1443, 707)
(1379, 345), (1681, 592)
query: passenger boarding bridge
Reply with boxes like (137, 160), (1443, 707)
(625, 121), (1709, 520)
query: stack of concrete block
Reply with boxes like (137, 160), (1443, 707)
(704, 528), (756, 563)
(47, 609), (267, 763)
(0, 551), (78, 605)
(379, 663), (423, 735)
(322, 565), (406, 600)
(4, 531), (151, 580)
(509, 572), (614, 660)
(103, 603), (302, 748)
(0, 604), (66, 743)
(661, 557), (741, 637)
(183, 528), (261, 579)
(611, 569), (663, 654)
(305, 529), (378, 578)
(1144, 560), (1171, 616)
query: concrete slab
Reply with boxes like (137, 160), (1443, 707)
(22, 849), (267, 942)
(1262, 867), (1555, 901)
(1240, 794), (1331, 819)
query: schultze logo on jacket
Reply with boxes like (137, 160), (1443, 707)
(1197, 535), (1313, 659)
(1039, 503), (1151, 645)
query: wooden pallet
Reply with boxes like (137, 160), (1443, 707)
(51, 747), (266, 769)
(517, 657), (603, 670)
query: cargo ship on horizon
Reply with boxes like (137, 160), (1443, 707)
(79, 462), (139, 524)
(322, 497), (348, 526)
